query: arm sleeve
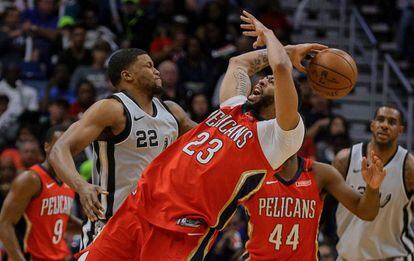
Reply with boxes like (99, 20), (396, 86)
(220, 95), (247, 108)
(257, 116), (305, 169)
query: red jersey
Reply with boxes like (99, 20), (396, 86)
(243, 158), (324, 261)
(24, 164), (75, 260)
(134, 99), (304, 259)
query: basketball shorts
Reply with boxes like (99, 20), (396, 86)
(75, 195), (209, 260)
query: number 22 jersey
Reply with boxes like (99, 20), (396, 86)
(134, 96), (304, 252)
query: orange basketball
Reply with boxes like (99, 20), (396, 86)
(307, 48), (358, 99)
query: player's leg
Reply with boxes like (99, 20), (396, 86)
(75, 195), (142, 260)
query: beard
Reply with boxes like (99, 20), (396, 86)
(247, 94), (275, 113)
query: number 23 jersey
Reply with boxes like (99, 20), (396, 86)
(135, 96), (305, 234)
(243, 158), (324, 261)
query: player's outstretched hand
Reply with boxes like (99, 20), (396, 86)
(362, 151), (387, 190)
(286, 43), (328, 73)
(78, 183), (108, 222)
(240, 10), (271, 49)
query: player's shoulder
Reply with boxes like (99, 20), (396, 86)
(313, 161), (340, 176)
(11, 170), (41, 195)
(85, 97), (124, 119)
(404, 152), (414, 175)
(335, 148), (351, 161)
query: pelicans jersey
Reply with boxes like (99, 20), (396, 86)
(243, 158), (324, 261)
(336, 142), (413, 260)
(78, 95), (305, 260)
(81, 91), (179, 248)
(24, 164), (75, 260)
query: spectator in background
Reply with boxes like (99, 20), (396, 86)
(70, 40), (111, 99)
(69, 80), (96, 120)
(21, 0), (59, 66)
(39, 99), (70, 141)
(314, 115), (351, 164)
(188, 93), (210, 123)
(0, 155), (18, 199)
(0, 7), (25, 64)
(57, 23), (92, 74)
(82, 8), (118, 51)
(40, 63), (73, 110)
(149, 27), (187, 64)
(157, 60), (185, 107)
(119, 0), (155, 50)
(256, 0), (292, 44)
(396, 0), (414, 68)
(0, 63), (38, 116)
(17, 139), (42, 169)
(177, 37), (212, 102)
(0, 95), (19, 150)
(303, 93), (331, 128)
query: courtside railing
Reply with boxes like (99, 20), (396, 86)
(349, 7), (378, 117)
(382, 54), (413, 151)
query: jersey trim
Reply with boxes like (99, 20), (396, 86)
(105, 142), (116, 219)
(122, 91), (158, 117)
(188, 170), (266, 260)
(402, 153), (412, 199)
(274, 157), (304, 185)
(400, 200), (414, 256)
(37, 164), (62, 186)
(344, 144), (353, 180)
(109, 95), (132, 144)
(158, 99), (180, 132)
(23, 214), (32, 253)
(362, 142), (400, 168)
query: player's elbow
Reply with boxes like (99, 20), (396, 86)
(229, 56), (249, 69)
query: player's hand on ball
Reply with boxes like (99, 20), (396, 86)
(285, 43), (328, 73)
(78, 183), (108, 222)
(240, 10), (271, 49)
(362, 151), (387, 190)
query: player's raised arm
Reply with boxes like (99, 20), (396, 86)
(49, 98), (124, 222)
(240, 11), (297, 130)
(219, 40), (327, 104)
(319, 151), (386, 220)
(0, 172), (41, 261)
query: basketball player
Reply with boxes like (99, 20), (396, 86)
(242, 151), (386, 260)
(75, 11), (327, 260)
(334, 105), (414, 260)
(49, 48), (196, 248)
(0, 126), (81, 261)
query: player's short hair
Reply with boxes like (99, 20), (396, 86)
(45, 125), (67, 144)
(107, 48), (147, 86)
(373, 104), (405, 126)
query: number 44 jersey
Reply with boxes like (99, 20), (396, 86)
(242, 158), (324, 261)
(135, 96), (304, 242)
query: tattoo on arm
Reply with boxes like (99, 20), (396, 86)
(248, 50), (269, 75)
(233, 67), (251, 96)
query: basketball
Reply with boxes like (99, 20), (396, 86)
(307, 48), (358, 99)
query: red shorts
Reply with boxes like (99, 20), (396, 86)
(75, 196), (212, 261)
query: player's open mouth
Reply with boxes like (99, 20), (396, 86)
(252, 87), (262, 96)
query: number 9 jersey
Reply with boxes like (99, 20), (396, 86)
(242, 158), (324, 261)
(24, 164), (75, 260)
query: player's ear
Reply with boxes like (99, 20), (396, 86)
(369, 120), (375, 133)
(44, 142), (51, 154)
(121, 70), (133, 82)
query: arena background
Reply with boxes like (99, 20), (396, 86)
(0, 0), (412, 260)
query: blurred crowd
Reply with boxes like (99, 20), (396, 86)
(0, 0), (349, 260)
